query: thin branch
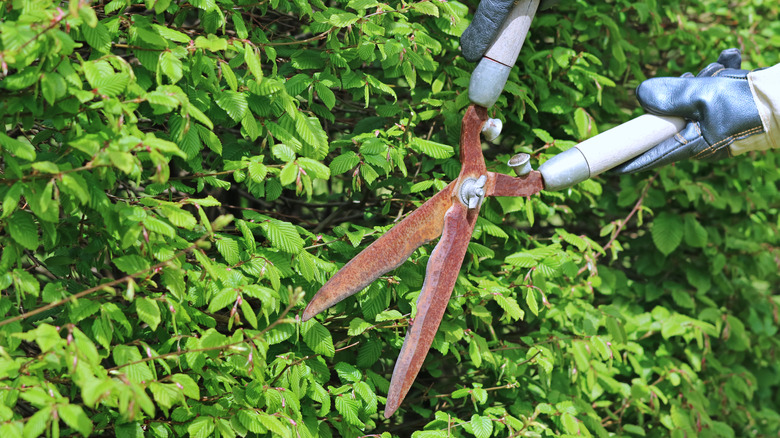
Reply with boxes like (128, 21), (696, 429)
(577, 172), (659, 276)
(0, 235), (208, 327)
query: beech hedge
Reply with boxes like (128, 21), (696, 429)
(1, 0), (779, 437)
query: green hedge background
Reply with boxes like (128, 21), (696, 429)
(1, 0), (779, 437)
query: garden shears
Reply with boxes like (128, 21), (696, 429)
(302, 0), (687, 417)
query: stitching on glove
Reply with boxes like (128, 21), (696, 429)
(692, 125), (765, 159)
(709, 67), (725, 77)
(675, 133), (688, 145)
(697, 142), (729, 159)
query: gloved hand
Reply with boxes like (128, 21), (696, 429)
(461, 0), (558, 62)
(614, 48), (780, 174)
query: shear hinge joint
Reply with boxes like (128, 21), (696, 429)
(459, 175), (487, 209)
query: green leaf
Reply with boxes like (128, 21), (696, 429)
(354, 380), (378, 414)
(348, 318), (372, 336)
(280, 162), (298, 186)
(208, 288), (238, 313)
(82, 22), (111, 52)
(525, 289), (539, 316)
(232, 13), (248, 39)
(314, 82), (336, 109)
(144, 215), (176, 237)
(410, 137), (454, 159)
(335, 362), (362, 383)
(335, 395), (363, 427)
(494, 294), (524, 321)
(136, 297), (161, 331)
(470, 414), (493, 438)
(357, 338), (382, 368)
(561, 412), (580, 434)
(0, 133), (36, 161)
(23, 407), (50, 438)
(78, 4), (99, 27)
(260, 219), (304, 254)
(107, 150), (135, 173)
(60, 174), (90, 205)
(195, 35), (227, 51)
(683, 214), (707, 248)
(302, 320), (335, 357)
(171, 374), (200, 399)
(216, 90), (249, 122)
(152, 24), (190, 43)
(8, 210), (39, 250)
(58, 404), (93, 436)
(330, 151), (360, 174)
(573, 107), (597, 140)
(188, 416), (215, 438)
(240, 299), (258, 328)
(2, 183), (23, 218)
(159, 51), (183, 83)
(221, 62), (238, 91)
(258, 412), (290, 438)
(150, 382), (180, 410)
(187, 105), (214, 130)
(197, 124), (223, 154)
(295, 112), (328, 159)
(41, 73), (66, 105)
(245, 46), (263, 81)
(215, 236), (240, 265)
(114, 255), (150, 274)
(652, 212), (683, 256)
(94, 72), (129, 97)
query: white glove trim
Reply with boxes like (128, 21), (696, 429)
(733, 64), (780, 155)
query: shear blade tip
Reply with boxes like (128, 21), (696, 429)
(301, 305), (317, 322)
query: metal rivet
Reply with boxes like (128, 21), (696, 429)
(508, 153), (532, 176)
(460, 175), (488, 209)
(481, 118), (503, 142)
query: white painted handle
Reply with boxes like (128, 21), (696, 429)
(577, 114), (687, 175)
(539, 114), (688, 191)
(468, 0), (540, 107)
(484, 0), (541, 66)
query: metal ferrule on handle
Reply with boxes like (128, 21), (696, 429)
(469, 0), (541, 108)
(539, 114), (687, 191)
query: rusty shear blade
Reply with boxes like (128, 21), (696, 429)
(301, 183), (455, 321)
(485, 171), (544, 198)
(384, 200), (479, 417)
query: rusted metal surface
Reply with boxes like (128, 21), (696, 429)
(457, 105), (489, 184)
(302, 103), (547, 416)
(384, 201), (479, 418)
(301, 183), (455, 321)
(486, 170), (544, 198)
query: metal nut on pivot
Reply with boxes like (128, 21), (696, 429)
(508, 153), (533, 176)
(481, 118), (503, 142)
(459, 175), (487, 209)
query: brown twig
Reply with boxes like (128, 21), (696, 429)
(0, 235), (208, 327)
(577, 172), (659, 276)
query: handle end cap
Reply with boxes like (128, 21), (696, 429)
(538, 148), (591, 191)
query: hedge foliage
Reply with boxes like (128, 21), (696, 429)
(1, 0), (779, 437)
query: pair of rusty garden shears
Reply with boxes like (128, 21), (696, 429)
(302, 104), (545, 417)
(302, 0), (688, 417)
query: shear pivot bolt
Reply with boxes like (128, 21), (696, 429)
(460, 175), (487, 209)
(481, 118), (503, 142)
(508, 153), (532, 176)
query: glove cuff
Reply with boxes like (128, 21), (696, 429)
(732, 64), (780, 155)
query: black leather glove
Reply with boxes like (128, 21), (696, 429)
(613, 49), (769, 174)
(461, 0), (558, 63)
